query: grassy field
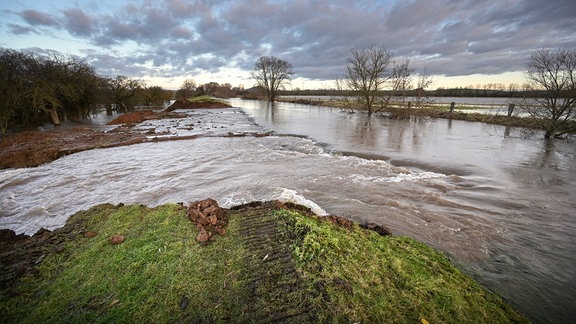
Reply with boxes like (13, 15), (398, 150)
(0, 202), (527, 323)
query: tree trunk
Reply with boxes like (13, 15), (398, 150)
(49, 108), (61, 126)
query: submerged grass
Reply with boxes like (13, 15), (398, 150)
(0, 203), (527, 323)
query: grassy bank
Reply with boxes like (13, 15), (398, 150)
(0, 202), (526, 323)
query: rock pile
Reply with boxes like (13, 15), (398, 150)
(187, 198), (228, 243)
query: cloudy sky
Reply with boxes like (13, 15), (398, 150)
(1, 0), (575, 90)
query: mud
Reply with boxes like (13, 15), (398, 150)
(0, 107), (260, 170)
(230, 201), (314, 321)
(0, 128), (147, 169)
(187, 198), (228, 244)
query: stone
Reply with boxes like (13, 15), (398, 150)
(83, 231), (97, 238)
(188, 198), (228, 244)
(195, 228), (210, 243)
(109, 234), (125, 245)
(360, 222), (392, 236)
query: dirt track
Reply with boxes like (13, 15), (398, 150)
(232, 201), (314, 321)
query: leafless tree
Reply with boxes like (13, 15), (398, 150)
(252, 56), (293, 102)
(177, 79), (196, 99)
(338, 47), (393, 116)
(522, 49), (576, 139)
(412, 67), (435, 109)
(142, 86), (174, 106)
(107, 76), (145, 112)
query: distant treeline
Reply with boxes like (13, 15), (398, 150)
(278, 88), (564, 98)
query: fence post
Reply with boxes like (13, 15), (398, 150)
(449, 102), (455, 114)
(508, 103), (515, 118)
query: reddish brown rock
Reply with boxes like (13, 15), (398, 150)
(320, 215), (355, 230)
(108, 234), (125, 245)
(83, 231), (97, 238)
(360, 222), (392, 236)
(195, 227), (211, 243)
(188, 198), (228, 244)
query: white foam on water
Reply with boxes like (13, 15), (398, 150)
(0, 168), (30, 186)
(351, 170), (445, 184)
(277, 188), (328, 216)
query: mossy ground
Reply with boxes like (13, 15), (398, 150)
(0, 202), (527, 323)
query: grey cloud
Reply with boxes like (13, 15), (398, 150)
(5, 0), (576, 83)
(63, 8), (96, 36)
(20, 9), (59, 26)
(170, 26), (194, 39)
(8, 24), (37, 35)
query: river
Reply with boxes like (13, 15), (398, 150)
(1, 99), (575, 323)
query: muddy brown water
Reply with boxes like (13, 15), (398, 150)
(1, 100), (575, 323)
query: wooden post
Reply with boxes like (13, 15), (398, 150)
(449, 102), (455, 113)
(507, 103), (515, 118)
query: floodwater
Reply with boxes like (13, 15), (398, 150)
(1, 99), (575, 323)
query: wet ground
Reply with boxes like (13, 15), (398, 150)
(0, 105), (258, 170)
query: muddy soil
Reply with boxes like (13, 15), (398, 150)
(0, 127), (147, 169)
(0, 107), (233, 169)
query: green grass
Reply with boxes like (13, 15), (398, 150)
(1, 204), (247, 323)
(277, 209), (526, 323)
(188, 95), (221, 102)
(0, 203), (527, 323)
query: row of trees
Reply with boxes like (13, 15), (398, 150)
(175, 80), (243, 99)
(0, 49), (174, 133)
(253, 48), (575, 139)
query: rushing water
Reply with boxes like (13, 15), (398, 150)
(1, 100), (575, 323)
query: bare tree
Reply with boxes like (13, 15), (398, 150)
(107, 76), (145, 112)
(252, 56), (293, 102)
(142, 86), (174, 106)
(338, 47), (393, 116)
(176, 79), (196, 100)
(412, 67), (435, 109)
(384, 60), (435, 118)
(521, 49), (576, 139)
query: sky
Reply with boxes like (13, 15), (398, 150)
(1, 0), (575, 90)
